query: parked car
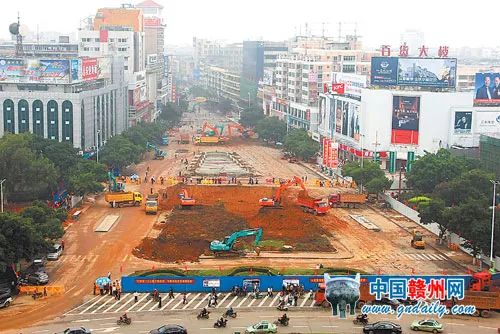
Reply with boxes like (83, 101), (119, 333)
(59, 327), (91, 334)
(149, 324), (187, 334)
(25, 272), (49, 285)
(245, 320), (277, 334)
(363, 321), (402, 334)
(47, 244), (63, 260)
(0, 296), (12, 308)
(410, 319), (444, 333)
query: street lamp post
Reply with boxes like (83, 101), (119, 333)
(490, 180), (499, 270)
(248, 92), (251, 108)
(0, 178), (6, 213)
(398, 165), (406, 199)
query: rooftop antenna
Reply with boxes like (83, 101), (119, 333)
(9, 12), (24, 57)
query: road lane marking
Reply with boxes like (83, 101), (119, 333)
(247, 296), (258, 307)
(80, 295), (109, 314)
(126, 293), (148, 312)
(103, 294), (128, 313)
(193, 293), (210, 309)
(479, 326), (497, 330)
(236, 296), (248, 308)
(217, 293), (230, 307)
(172, 293), (191, 310)
(65, 295), (102, 315)
(322, 325), (338, 328)
(269, 294), (280, 307)
(148, 298), (163, 311)
(300, 293), (311, 307)
(445, 323), (465, 326)
(160, 295), (179, 310)
(258, 295), (269, 307)
(137, 298), (154, 312)
(231, 327), (247, 329)
(115, 294), (135, 312)
(309, 298), (316, 307)
(72, 317), (116, 322)
(199, 328), (217, 330)
(183, 293), (201, 309)
(225, 296), (238, 308)
(258, 315), (275, 318)
(32, 330), (49, 333)
(92, 295), (116, 314)
(293, 325), (309, 328)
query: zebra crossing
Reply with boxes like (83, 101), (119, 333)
(65, 291), (316, 316)
(371, 253), (448, 261)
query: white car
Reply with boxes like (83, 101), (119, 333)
(47, 244), (63, 260)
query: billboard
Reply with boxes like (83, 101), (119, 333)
(391, 96), (420, 145)
(453, 111), (472, 134)
(82, 58), (98, 81)
(322, 138), (339, 168)
(97, 57), (112, 80)
(371, 57), (457, 88)
(0, 58), (71, 84)
(475, 111), (500, 134)
(331, 72), (367, 98)
(70, 59), (80, 82)
(333, 98), (361, 142)
(473, 72), (500, 106)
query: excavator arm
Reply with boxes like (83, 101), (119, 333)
(210, 228), (263, 251)
(201, 121), (219, 136)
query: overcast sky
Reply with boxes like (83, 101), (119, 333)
(0, 0), (493, 49)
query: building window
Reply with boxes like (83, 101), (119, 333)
(62, 101), (73, 143)
(18, 99), (29, 133)
(342, 64), (356, 73)
(47, 100), (58, 141)
(3, 99), (15, 133)
(32, 100), (43, 137)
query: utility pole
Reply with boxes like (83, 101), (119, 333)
(0, 179), (6, 213)
(373, 131), (381, 162)
(490, 180), (499, 271)
(96, 129), (100, 163)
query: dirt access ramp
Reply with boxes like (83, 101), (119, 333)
(133, 184), (335, 262)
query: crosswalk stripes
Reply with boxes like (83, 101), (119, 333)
(103, 294), (128, 313)
(79, 294), (107, 314)
(171, 293), (191, 310)
(137, 298), (154, 312)
(258, 295), (269, 307)
(193, 294), (210, 310)
(235, 296), (248, 308)
(160, 295), (178, 311)
(300, 293), (312, 307)
(126, 293), (148, 312)
(115, 294), (134, 313)
(225, 295), (238, 308)
(183, 293), (200, 309)
(247, 297), (258, 307)
(218, 293), (230, 306)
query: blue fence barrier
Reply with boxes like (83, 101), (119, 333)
(121, 275), (473, 294)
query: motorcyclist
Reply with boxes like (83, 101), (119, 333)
(200, 307), (208, 317)
(120, 313), (129, 322)
(279, 313), (289, 324)
(216, 317), (226, 326)
(357, 313), (368, 322)
(225, 307), (234, 316)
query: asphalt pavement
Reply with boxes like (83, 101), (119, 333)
(16, 307), (499, 334)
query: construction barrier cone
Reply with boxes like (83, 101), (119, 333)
(411, 268), (415, 275)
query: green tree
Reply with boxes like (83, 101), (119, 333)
(406, 149), (473, 195)
(255, 117), (287, 142)
(67, 161), (107, 197)
(343, 161), (388, 189)
(0, 133), (58, 201)
(30, 137), (79, 182)
(218, 98), (233, 114)
(239, 107), (265, 128)
(417, 198), (449, 242)
(365, 176), (392, 194)
(99, 136), (142, 170)
(433, 169), (494, 206)
(283, 129), (320, 161)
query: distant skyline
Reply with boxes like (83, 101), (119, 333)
(0, 0), (496, 50)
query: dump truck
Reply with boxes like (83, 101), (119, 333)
(145, 193), (159, 215)
(443, 271), (500, 317)
(104, 192), (143, 208)
(328, 193), (367, 208)
(297, 191), (329, 215)
(411, 230), (425, 249)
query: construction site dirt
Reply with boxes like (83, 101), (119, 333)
(133, 184), (335, 262)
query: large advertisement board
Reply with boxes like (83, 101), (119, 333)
(82, 58), (98, 81)
(391, 96), (420, 145)
(371, 57), (457, 88)
(331, 72), (367, 99)
(322, 138), (339, 168)
(97, 57), (112, 80)
(473, 72), (500, 106)
(453, 111), (472, 134)
(0, 58), (71, 84)
(475, 111), (500, 134)
(333, 98), (361, 142)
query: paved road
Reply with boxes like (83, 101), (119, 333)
(17, 308), (500, 334)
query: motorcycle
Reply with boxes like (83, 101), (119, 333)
(197, 311), (210, 319)
(117, 317), (132, 325)
(276, 304), (288, 311)
(213, 319), (227, 328)
(223, 311), (237, 318)
(32, 291), (44, 300)
(274, 318), (289, 327)
(352, 315), (368, 325)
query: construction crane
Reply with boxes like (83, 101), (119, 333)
(210, 228), (263, 256)
(108, 171), (125, 192)
(259, 176), (302, 208)
(178, 188), (196, 208)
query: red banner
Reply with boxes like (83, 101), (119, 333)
(82, 58), (98, 81)
(144, 17), (161, 27)
(99, 30), (108, 43)
(332, 83), (345, 94)
(391, 129), (419, 145)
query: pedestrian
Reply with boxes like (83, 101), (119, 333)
(93, 283), (97, 295)
(107, 272), (111, 279)
(147, 165), (150, 172)
(134, 291), (139, 303)
(158, 295), (162, 308)
(61, 240), (65, 250)
(150, 187), (153, 194)
(144, 176), (147, 183)
(182, 292), (187, 304)
(169, 288), (174, 299)
(43, 286), (47, 297)
(294, 294), (298, 306)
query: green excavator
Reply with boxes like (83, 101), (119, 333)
(210, 228), (263, 256)
(146, 141), (167, 160)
